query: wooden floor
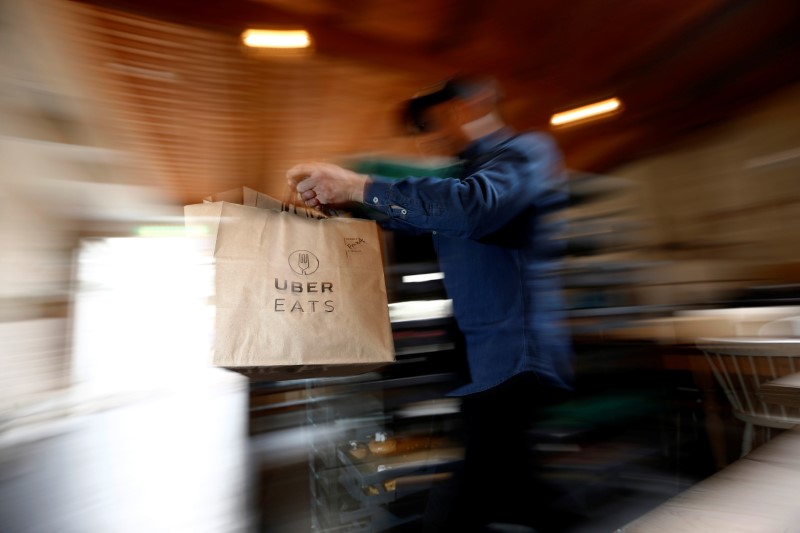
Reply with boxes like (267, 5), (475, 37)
(619, 426), (800, 532)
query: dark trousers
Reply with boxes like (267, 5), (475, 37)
(423, 373), (569, 532)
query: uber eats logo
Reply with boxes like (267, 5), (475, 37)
(273, 250), (334, 313)
(288, 250), (319, 276)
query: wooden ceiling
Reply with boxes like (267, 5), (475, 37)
(67, 0), (800, 201)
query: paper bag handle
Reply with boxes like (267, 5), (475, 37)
(280, 185), (295, 214)
(282, 184), (332, 219)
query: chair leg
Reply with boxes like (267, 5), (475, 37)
(741, 422), (753, 456)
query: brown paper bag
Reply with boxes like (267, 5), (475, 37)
(185, 195), (394, 380)
(205, 186), (329, 218)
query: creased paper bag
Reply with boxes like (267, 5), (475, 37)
(205, 186), (330, 218)
(185, 194), (394, 379)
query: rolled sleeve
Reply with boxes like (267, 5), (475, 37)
(363, 177), (442, 233)
(364, 178), (393, 213)
(359, 132), (562, 240)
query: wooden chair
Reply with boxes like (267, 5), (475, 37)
(696, 337), (800, 456)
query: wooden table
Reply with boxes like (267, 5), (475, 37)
(619, 425), (800, 532)
(760, 371), (800, 408)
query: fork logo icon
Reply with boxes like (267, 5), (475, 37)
(289, 250), (319, 276)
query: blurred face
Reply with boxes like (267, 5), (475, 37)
(413, 101), (471, 157)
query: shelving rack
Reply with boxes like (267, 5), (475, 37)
(303, 256), (465, 532)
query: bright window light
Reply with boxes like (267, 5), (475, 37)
(242, 29), (311, 49)
(71, 237), (216, 395)
(550, 98), (622, 127)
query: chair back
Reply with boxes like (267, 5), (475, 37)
(697, 338), (800, 428)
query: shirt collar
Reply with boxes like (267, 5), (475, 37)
(458, 126), (515, 160)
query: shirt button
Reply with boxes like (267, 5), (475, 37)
(372, 197), (379, 204)
(432, 231), (437, 235)
(401, 209), (407, 215)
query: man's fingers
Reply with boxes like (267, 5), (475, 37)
(294, 174), (318, 194)
(286, 162), (348, 206)
(287, 163), (322, 186)
(286, 163), (311, 182)
(286, 165), (322, 205)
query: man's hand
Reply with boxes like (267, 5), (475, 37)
(286, 163), (370, 208)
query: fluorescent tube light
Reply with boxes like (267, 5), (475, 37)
(550, 98), (622, 127)
(242, 29), (311, 49)
(402, 272), (445, 283)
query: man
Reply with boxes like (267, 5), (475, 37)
(288, 76), (573, 531)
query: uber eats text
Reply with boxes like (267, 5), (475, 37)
(273, 278), (334, 312)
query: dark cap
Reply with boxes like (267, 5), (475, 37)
(400, 75), (500, 134)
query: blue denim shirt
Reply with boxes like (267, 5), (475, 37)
(364, 128), (573, 395)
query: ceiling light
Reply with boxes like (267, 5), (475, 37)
(242, 29), (311, 49)
(550, 98), (622, 127)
